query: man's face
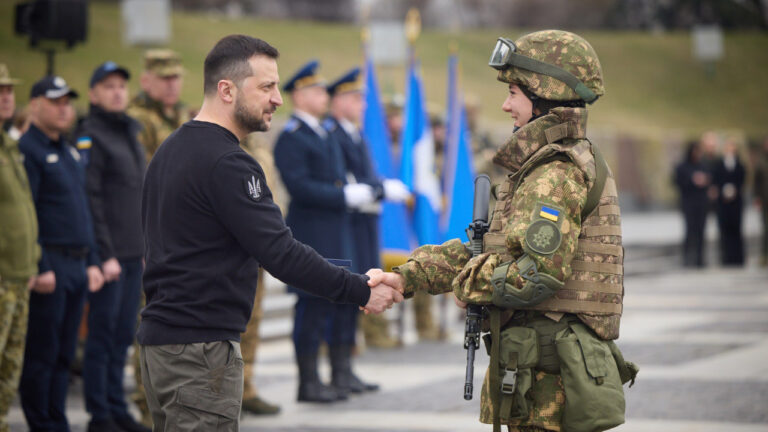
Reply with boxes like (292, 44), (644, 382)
(333, 91), (365, 124)
(89, 73), (129, 113)
(293, 85), (329, 118)
(233, 55), (283, 133)
(501, 83), (533, 128)
(33, 96), (75, 134)
(142, 72), (182, 107)
(0, 85), (15, 121)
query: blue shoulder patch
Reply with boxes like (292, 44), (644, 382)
(322, 118), (336, 132)
(283, 118), (299, 133)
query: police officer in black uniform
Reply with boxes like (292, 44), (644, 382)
(274, 60), (380, 403)
(138, 36), (401, 431)
(19, 76), (105, 431)
(77, 62), (150, 432)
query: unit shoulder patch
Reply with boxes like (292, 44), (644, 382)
(76, 136), (92, 150)
(525, 219), (562, 255)
(243, 174), (263, 202)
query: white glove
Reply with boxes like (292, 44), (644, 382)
(383, 179), (411, 203)
(344, 183), (375, 209)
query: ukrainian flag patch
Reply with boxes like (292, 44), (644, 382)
(76, 137), (92, 150)
(539, 205), (560, 222)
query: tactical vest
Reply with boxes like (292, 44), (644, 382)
(483, 126), (623, 341)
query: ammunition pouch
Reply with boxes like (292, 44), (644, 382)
(491, 255), (563, 309)
(554, 321), (632, 432)
(494, 327), (538, 423)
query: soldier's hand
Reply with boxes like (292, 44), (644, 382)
(376, 271), (406, 294)
(453, 295), (467, 309)
(32, 271), (56, 294)
(27, 276), (36, 290)
(87, 265), (105, 293)
(102, 258), (122, 283)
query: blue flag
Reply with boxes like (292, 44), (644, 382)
(400, 60), (441, 246)
(440, 54), (475, 242)
(361, 56), (413, 257)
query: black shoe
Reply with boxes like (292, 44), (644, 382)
(296, 354), (344, 403)
(115, 416), (152, 432)
(349, 372), (380, 393)
(330, 345), (379, 395)
(87, 419), (122, 432)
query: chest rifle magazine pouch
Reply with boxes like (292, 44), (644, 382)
(554, 322), (625, 432)
(496, 326), (539, 423)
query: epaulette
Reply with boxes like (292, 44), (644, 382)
(76, 136), (92, 150)
(283, 118), (300, 133)
(322, 118), (337, 132)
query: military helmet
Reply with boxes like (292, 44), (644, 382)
(489, 30), (604, 103)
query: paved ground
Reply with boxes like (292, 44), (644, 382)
(7, 209), (768, 431)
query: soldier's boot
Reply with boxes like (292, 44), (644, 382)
(296, 354), (343, 403)
(360, 314), (399, 349)
(330, 345), (379, 395)
(131, 391), (152, 428)
(241, 395), (281, 416)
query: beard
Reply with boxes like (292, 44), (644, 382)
(234, 95), (269, 133)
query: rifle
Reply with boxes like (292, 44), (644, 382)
(463, 174), (491, 400)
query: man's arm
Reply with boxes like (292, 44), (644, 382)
(208, 151), (386, 308)
(82, 134), (116, 263)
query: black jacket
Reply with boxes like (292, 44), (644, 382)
(139, 121), (370, 345)
(77, 104), (145, 261)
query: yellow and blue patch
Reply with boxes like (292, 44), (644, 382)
(539, 205), (560, 222)
(76, 137), (92, 150)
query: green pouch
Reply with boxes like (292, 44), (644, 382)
(496, 327), (539, 423)
(554, 323), (625, 432)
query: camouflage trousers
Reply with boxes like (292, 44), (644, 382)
(481, 370), (565, 432)
(241, 269), (267, 400)
(0, 279), (30, 432)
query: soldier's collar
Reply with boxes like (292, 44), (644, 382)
(492, 107), (588, 172)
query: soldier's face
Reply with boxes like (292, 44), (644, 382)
(0, 85), (15, 122)
(33, 96), (74, 134)
(234, 55), (283, 133)
(293, 86), (329, 118)
(144, 72), (182, 107)
(501, 83), (533, 128)
(89, 74), (129, 113)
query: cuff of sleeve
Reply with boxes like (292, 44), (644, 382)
(349, 273), (371, 307)
(87, 249), (100, 268)
(392, 261), (419, 299)
(38, 250), (51, 274)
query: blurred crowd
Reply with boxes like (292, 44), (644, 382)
(674, 131), (768, 268)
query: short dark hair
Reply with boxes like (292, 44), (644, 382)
(203, 35), (279, 95)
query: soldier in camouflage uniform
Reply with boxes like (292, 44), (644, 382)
(376, 31), (637, 431)
(126, 49), (189, 426)
(126, 49), (189, 161)
(0, 64), (39, 432)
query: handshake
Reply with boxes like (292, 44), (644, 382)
(360, 269), (407, 314)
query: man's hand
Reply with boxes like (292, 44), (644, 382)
(361, 269), (405, 314)
(32, 271), (56, 294)
(102, 258), (122, 283)
(367, 269), (405, 294)
(87, 266), (105, 293)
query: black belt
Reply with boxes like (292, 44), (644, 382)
(44, 245), (90, 259)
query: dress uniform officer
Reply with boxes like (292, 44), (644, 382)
(18, 76), (105, 431)
(375, 30), (638, 431)
(77, 62), (150, 432)
(126, 49), (189, 161)
(323, 67), (411, 395)
(0, 64), (39, 432)
(274, 60), (378, 403)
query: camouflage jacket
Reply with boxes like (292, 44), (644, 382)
(0, 130), (40, 281)
(396, 108), (591, 305)
(126, 92), (189, 161)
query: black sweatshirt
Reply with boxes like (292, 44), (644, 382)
(138, 120), (370, 345)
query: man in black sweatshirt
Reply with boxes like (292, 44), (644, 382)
(138, 35), (402, 431)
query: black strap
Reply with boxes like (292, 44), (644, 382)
(581, 142), (608, 220)
(490, 307), (502, 432)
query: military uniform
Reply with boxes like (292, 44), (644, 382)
(126, 49), (189, 161)
(394, 31), (636, 432)
(0, 118), (40, 432)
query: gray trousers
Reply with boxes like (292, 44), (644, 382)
(139, 341), (243, 431)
